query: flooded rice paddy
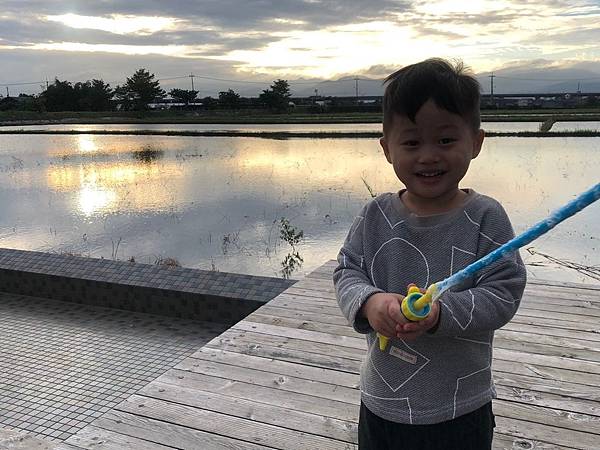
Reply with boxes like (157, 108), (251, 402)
(0, 125), (599, 283)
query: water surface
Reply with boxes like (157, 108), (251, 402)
(0, 131), (598, 284)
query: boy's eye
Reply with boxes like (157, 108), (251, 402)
(439, 137), (456, 145)
(402, 140), (419, 147)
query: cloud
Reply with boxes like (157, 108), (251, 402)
(1, 0), (600, 94)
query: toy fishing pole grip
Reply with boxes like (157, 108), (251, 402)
(377, 285), (435, 351)
(401, 289), (432, 321)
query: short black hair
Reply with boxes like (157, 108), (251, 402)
(382, 58), (481, 135)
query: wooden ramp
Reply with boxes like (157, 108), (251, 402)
(62, 260), (600, 450)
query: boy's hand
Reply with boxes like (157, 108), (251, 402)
(395, 300), (440, 341)
(361, 292), (406, 338)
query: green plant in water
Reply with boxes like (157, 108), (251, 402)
(281, 251), (304, 279)
(279, 218), (304, 279)
(361, 177), (377, 198)
(132, 146), (164, 163)
(279, 218), (303, 247)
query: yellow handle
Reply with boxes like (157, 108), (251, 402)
(378, 333), (389, 351)
(377, 284), (438, 350)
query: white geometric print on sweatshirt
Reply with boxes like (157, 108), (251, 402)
(371, 237), (431, 289)
(367, 337), (431, 393)
(451, 337), (493, 419)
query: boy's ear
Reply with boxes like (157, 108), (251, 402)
(380, 137), (392, 163)
(471, 129), (485, 159)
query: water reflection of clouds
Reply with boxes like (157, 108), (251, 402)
(1, 133), (598, 283)
(46, 162), (184, 215)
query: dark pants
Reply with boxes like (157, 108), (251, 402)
(358, 401), (495, 450)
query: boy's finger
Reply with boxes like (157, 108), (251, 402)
(387, 299), (405, 322)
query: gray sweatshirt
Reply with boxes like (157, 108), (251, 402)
(333, 189), (526, 425)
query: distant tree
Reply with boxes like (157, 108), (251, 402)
(259, 79), (291, 112)
(169, 88), (198, 106)
(40, 79), (78, 111)
(0, 96), (19, 111)
(200, 96), (218, 109)
(115, 68), (165, 110)
(218, 89), (241, 109)
(585, 96), (599, 107)
(75, 79), (114, 111)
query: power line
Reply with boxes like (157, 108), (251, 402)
(494, 75), (600, 82)
(0, 80), (46, 87)
(1, 72), (380, 91)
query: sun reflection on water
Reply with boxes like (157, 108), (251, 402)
(77, 135), (99, 153)
(78, 185), (117, 216)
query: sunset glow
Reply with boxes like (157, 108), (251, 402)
(45, 13), (178, 35)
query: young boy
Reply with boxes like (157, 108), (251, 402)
(333, 58), (527, 449)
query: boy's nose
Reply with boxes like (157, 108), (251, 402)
(417, 145), (441, 163)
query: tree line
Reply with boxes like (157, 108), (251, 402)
(0, 68), (292, 113)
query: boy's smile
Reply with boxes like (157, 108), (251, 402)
(380, 99), (484, 215)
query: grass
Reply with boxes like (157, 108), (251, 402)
(2, 108), (600, 125)
(1, 129), (599, 138)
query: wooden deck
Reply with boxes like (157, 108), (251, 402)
(60, 260), (600, 449)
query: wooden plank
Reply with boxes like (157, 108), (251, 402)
(140, 381), (358, 444)
(285, 286), (337, 300)
(528, 277), (600, 291)
(175, 357), (359, 404)
(268, 295), (343, 316)
(509, 313), (600, 335)
(209, 328), (365, 362)
(65, 425), (174, 450)
(495, 384), (600, 420)
(502, 321), (600, 344)
(494, 348), (600, 375)
(494, 415), (599, 450)
(521, 298), (600, 319)
(494, 370), (600, 403)
(494, 399), (600, 437)
(493, 338), (599, 364)
(492, 432), (572, 449)
(519, 305), (599, 327)
(527, 279), (600, 293)
(193, 343), (361, 386)
(493, 359), (600, 388)
(493, 333), (600, 363)
(246, 313), (358, 338)
(524, 285), (600, 303)
(514, 307), (600, 326)
(88, 411), (269, 450)
(155, 369), (359, 422)
(257, 304), (351, 326)
(206, 334), (362, 373)
(523, 293), (600, 309)
(232, 321), (365, 350)
(115, 396), (357, 450)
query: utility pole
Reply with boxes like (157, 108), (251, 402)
(489, 72), (495, 108)
(354, 77), (359, 103)
(189, 73), (195, 91)
(5, 86), (8, 98)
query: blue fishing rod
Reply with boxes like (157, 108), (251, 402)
(378, 182), (600, 351)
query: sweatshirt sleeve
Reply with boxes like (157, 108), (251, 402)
(333, 206), (384, 334)
(432, 202), (527, 337)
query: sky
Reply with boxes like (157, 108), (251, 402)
(1, 0), (600, 96)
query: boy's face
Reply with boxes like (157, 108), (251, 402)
(380, 99), (484, 214)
